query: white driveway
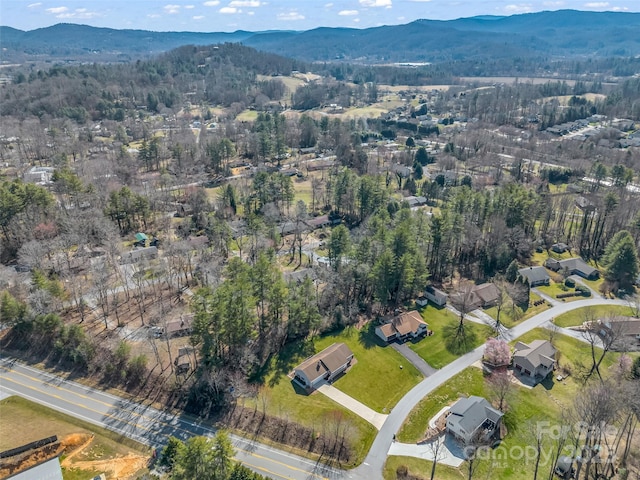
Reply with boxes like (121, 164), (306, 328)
(316, 384), (388, 430)
(388, 435), (465, 467)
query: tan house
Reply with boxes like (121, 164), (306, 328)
(451, 283), (500, 310)
(513, 340), (556, 382)
(375, 311), (428, 343)
(292, 343), (354, 391)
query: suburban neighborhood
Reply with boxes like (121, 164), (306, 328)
(1, 5), (640, 480)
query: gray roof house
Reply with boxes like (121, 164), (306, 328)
(292, 343), (354, 391)
(544, 257), (599, 280)
(120, 246), (158, 264)
(513, 340), (556, 382)
(518, 266), (551, 287)
(446, 396), (503, 444)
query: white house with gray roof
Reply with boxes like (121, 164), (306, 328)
(513, 340), (556, 382)
(518, 266), (550, 287)
(446, 395), (503, 444)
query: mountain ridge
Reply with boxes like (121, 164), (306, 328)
(2, 10), (640, 63)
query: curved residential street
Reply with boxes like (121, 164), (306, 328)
(0, 297), (626, 479)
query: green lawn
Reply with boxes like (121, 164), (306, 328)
(553, 305), (635, 327)
(530, 250), (573, 266)
(247, 347), (377, 467)
(315, 325), (423, 413)
(398, 368), (488, 443)
(409, 305), (492, 369)
(236, 109), (259, 121)
(484, 292), (549, 328)
(246, 325), (423, 465)
(384, 456), (461, 480)
(537, 281), (589, 302)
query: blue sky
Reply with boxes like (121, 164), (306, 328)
(1, 0), (638, 32)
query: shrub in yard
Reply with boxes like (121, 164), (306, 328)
(396, 465), (409, 478)
(564, 278), (576, 288)
(575, 285), (591, 296)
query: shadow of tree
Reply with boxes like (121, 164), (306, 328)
(358, 322), (386, 349)
(250, 339), (316, 388)
(443, 320), (479, 355)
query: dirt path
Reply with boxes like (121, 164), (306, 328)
(69, 453), (148, 479)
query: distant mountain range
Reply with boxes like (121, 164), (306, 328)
(2, 10), (640, 64)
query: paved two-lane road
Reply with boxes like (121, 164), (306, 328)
(0, 297), (624, 479)
(0, 357), (346, 480)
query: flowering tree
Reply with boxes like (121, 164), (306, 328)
(484, 337), (511, 366)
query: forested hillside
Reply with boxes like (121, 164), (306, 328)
(3, 10), (640, 63)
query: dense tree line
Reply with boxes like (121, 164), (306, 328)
(160, 432), (271, 480)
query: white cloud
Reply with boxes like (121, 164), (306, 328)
(584, 1), (609, 6)
(46, 6), (69, 14)
(359, 0), (392, 6)
(543, 1), (565, 6)
(193, 15), (205, 19)
(220, 6), (239, 13)
(325, 2), (334, 7)
(504, 4), (534, 13)
(164, 4), (181, 14)
(408, 0), (431, 2)
(353, 18), (360, 22)
(203, 1), (220, 6)
(612, 6), (629, 10)
(338, 9), (358, 15)
(248, 10), (255, 15)
(278, 11), (305, 20)
(56, 9), (100, 19)
(147, 13), (161, 18)
(27, 2), (42, 8)
(229, 0), (260, 6)
(184, 4), (195, 8)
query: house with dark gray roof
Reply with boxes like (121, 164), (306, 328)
(446, 395), (503, 444)
(518, 266), (550, 287)
(513, 340), (556, 382)
(544, 257), (599, 280)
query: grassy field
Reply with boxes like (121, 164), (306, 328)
(0, 396), (149, 479)
(236, 109), (259, 122)
(484, 292), (550, 328)
(384, 455), (461, 480)
(530, 250), (573, 266)
(315, 326), (423, 413)
(409, 305), (492, 369)
(245, 365), (377, 466)
(537, 281), (589, 302)
(553, 305), (635, 327)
